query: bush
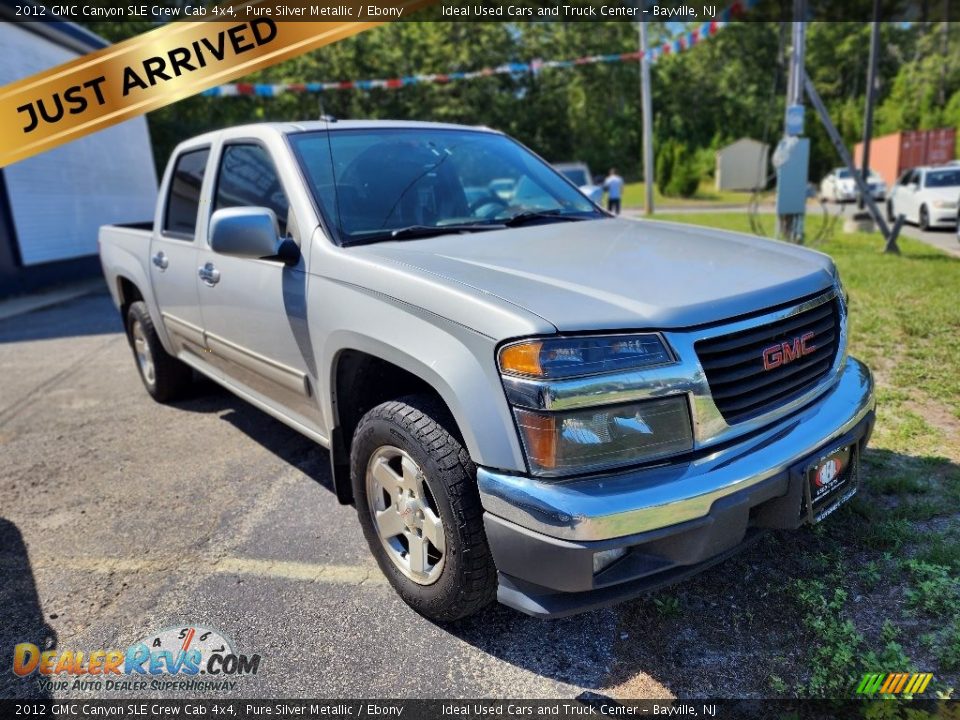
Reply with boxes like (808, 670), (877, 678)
(656, 140), (675, 196)
(666, 144), (701, 198)
(655, 140), (705, 199)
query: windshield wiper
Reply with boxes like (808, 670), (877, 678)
(344, 223), (505, 245)
(502, 209), (590, 227)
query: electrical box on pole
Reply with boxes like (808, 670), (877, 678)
(774, 137), (810, 216)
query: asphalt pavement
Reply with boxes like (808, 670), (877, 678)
(0, 291), (633, 700)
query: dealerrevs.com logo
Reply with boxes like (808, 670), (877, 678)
(12, 625), (261, 693)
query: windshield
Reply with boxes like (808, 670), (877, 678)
(925, 169), (960, 188)
(559, 168), (588, 186)
(290, 128), (602, 244)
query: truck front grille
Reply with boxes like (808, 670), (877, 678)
(695, 295), (841, 424)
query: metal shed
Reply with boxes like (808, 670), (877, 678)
(715, 138), (769, 192)
(0, 14), (158, 298)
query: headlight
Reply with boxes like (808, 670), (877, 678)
(932, 199), (958, 209)
(498, 334), (673, 379)
(513, 396), (693, 476)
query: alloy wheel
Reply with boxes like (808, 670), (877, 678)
(131, 320), (156, 388)
(365, 445), (446, 585)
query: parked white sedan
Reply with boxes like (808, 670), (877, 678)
(819, 167), (886, 203)
(887, 166), (960, 231)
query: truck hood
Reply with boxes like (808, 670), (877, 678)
(352, 218), (837, 332)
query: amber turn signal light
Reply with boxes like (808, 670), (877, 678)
(499, 341), (544, 377)
(513, 408), (557, 469)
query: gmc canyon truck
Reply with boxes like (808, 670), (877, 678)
(99, 121), (875, 621)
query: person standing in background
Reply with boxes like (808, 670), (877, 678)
(603, 168), (624, 215)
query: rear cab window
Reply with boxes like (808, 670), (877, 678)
(163, 148), (210, 239)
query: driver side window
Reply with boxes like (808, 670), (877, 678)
(214, 144), (289, 235)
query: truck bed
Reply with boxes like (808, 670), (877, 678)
(98, 222), (155, 312)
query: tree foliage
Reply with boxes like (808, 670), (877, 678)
(82, 18), (959, 186)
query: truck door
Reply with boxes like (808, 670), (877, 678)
(149, 147), (210, 358)
(195, 141), (321, 431)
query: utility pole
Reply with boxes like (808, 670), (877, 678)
(784, 12), (805, 116)
(639, 20), (654, 215)
(858, 4), (880, 211)
(776, 0), (808, 243)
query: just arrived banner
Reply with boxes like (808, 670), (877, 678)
(0, 0), (436, 167)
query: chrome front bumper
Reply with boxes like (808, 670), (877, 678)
(478, 355), (875, 543)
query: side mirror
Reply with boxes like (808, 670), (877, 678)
(209, 207), (300, 266)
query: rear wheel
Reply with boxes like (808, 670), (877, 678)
(350, 396), (497, 622)
(886, 200), (895, 223)
(125, 301), (193, 402)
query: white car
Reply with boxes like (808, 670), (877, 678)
(887, 166), (960, 231)
(553, 162), (603, 204)
(819, 167), (886, 203)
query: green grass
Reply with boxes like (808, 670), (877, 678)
(904, 561), (960, 617)
(643, 211), (960, 698)
(620, 180), (769, 209)
(652, 594), (683, 619)
(925, 620), (960, 671)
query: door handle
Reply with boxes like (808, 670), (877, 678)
(198, 262), (220, 287)
(151, 251), (168, 271)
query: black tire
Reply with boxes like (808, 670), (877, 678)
(350, 396), (497, 622)
(919, 205), (930, 232)
(125, 301), (193, 403)
(886, 200), (895, 223)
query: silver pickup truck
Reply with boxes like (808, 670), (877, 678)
(99, 120), (875, 621)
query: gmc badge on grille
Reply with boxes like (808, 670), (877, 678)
(762, 331), (816, 371)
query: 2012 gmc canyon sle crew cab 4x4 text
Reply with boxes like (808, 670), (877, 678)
(99, 121), (875, 621)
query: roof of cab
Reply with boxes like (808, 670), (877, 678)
(184, 120), (500, 145)
(282, 119), (500, 134)
(172, 120), (503, 160)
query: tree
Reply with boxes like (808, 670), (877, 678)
(75, 19), (954, 184)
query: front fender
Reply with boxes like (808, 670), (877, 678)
(318, 283), (528, 473)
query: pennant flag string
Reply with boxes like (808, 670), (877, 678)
(203, 0), (757, 98)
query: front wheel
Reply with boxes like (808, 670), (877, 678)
(919, 205), (931, 231)
(350, 396), (497, 622)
